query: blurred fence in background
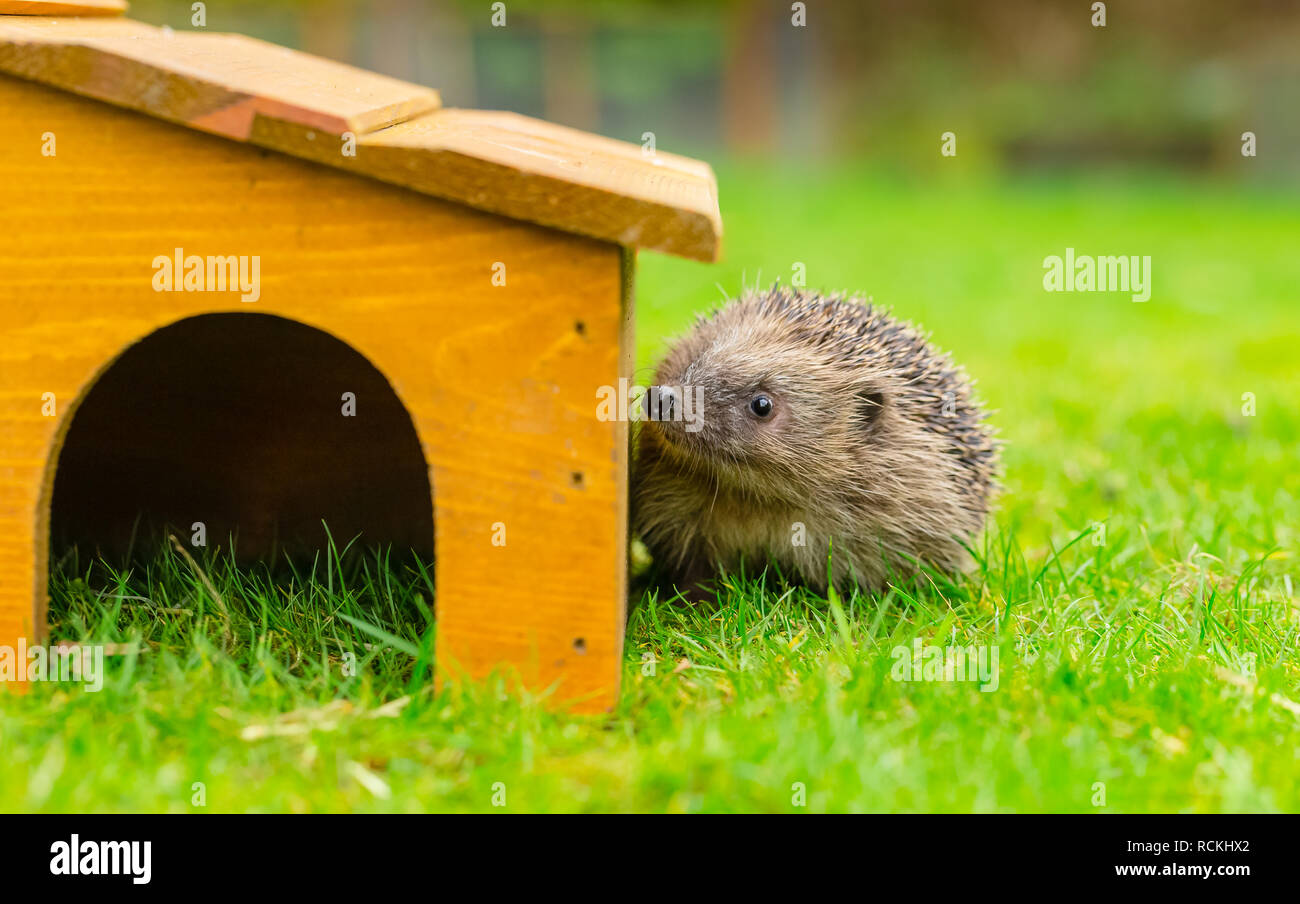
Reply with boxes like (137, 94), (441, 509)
(126, 0), (1300, 178)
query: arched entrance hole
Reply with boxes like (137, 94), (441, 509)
(48, 313), (434, 571)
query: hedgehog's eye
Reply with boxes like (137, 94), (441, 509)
(749, 394), (774, 418)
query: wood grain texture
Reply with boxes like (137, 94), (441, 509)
(0, 16), (722, 261)
(0, 74), (629, 711)
(0, 17), (440, 138)
(253, 109), (723, 261)
(0, 1), (126, 14)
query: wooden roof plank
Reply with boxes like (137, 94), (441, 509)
(0, 18), (439, 139)
(251, 109), (722, 262)
(0, 0), (126, 15)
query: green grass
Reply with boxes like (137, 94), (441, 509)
(4, 165), (1299, 812)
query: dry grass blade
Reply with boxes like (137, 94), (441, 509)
(168, 533), (230, 620)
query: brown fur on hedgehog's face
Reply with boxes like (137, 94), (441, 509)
(645, 307), (890, 498)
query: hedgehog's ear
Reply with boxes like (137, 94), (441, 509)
(856, 388), (887, 431)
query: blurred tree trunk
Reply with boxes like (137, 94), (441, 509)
(368, 0), (421, 81)
(723, 0), (778, 154)
(422, 0), (476, 106)
(297, 0), (358, 62)
(542, 17), (598, 133)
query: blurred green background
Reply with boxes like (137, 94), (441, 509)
(125, 0), (1300, 176)
(121, 0), (1300, 364)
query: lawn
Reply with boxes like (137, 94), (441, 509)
(3, 165), (1298, 813)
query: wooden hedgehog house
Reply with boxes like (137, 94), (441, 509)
(0, 0), (721, 711)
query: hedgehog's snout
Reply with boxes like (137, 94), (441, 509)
(645, 384), (680, 421)
(644, 381), (709, 446)
(642, 385), (680, 438)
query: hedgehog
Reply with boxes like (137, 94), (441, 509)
(631, 285), (998, 599)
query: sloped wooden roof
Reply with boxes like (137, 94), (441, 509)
(0, 1), (126, 14)
(0, 8), (722, 260)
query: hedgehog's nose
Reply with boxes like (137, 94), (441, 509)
(646, 385), (679, 424)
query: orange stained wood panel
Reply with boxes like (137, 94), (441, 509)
(0, 1), (127, 15)
(0, 74), (630, 710)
